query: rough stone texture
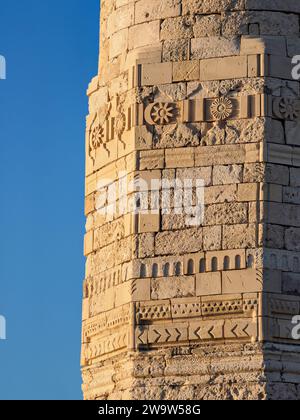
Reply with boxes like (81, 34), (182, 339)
(82, 0), (300, 401)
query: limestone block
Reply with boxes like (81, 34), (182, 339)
(265, 225), (284, 249)
(283, 187), (300, 205)
(222, 269), (262, 294)
(268, 203), (300, 228)
(287, 36), (300, 57)
(285, 228), (300, 252)
(138, 213), (160, 234)
(246, 1), (300, 14)
(134, 0), (181, 24)
(151, 276), (195, 300)
(87, 75), (99, 97)
(86, 215), (94, 233)
(141, 62), (173, 86)
(138, 233), (155, 258)
(128, 21), (160, 50)
(223, 224), (257, 250)
(129, 170), (162, 193)
(155, 228), (203, 255)
(115, 279), (151, 307)
(85, 173), (97, 196)
(193, 15), (221, 37)
(268, 55), (294, 80)
(89, 287), (116, 316)
(88, 85), (108, 113)
(163, 39), (190, 62)
(139, 150), (165, 170)
(282, 273), (300, 295)
(203, 226), (222, 251)
(106, 3), (134, 37)
(165, 148), (195, 168)
(92, 236), (133, 273)
(265, 164), (289, 186)
(94, 218), (128, 250)
(291, 168), (300, 187)
(85, 194), (95, 216)
(161, 16), (194, 41)
(225, 10), (299, 36)
(267, 144), (293, 166)
(124, 43), (162, 71)
(285, 120), (300, 146)
(243, 163), (265, 184)
(213, 165), (243, 185)
(176, 166), (212, 186)
(200, 56), (248, 81)
(205, 185), (237, 204)
(162, 214), (187, 231)
(293, 147), (300, 168)
(265, 119), (285, 145)
(241, 36), (287, 56)
(134, 126), (153, 150)
(238, 183), (259, 202)
(191, 37), (240, 60)
(182, 0), (244, 15)
(196, 272), (222, 296)
(84, 231), (94, 256)
(82, 298), (89, 321)
(204, 203), (248, 226)
(109, 28), (128, 59)
(173, 61), (200, 82)
(195, 144), (261, 167)
(261, 184), (283, 203)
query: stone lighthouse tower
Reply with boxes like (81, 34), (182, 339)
(82, 0), (300, 400)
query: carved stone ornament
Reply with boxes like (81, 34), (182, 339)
(114, 112), (126, 139)
(90, 125), (105, 150)
(210, 97), (233, 120)
(144, 102), (177, 125)
(273, 97), (300, 121)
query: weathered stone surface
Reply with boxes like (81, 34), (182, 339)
(155, 228), (203, 255)
(223, 224), (257, 249)
(151, 276), (195, 300)
(82, 0), (300, 401)
(204, 203), (248, 225)
(265, 225), (285, 249)
(203, 226), (222, 251)
(285, 228), (300, 251)
(213, 165), (243, 185)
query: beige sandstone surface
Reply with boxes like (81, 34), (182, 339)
(81, 0), (300, 400)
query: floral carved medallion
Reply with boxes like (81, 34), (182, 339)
(273, 98), (300, 121)
(210, 97), (233, 121)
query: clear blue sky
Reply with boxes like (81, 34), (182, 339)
(0, 1), (99, 399)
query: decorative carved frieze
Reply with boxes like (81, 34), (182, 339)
(136, 295), (258, 323)
(82, 305), (130, 343)
(273, 98), (300, 121)
(136, 316), (258, 347)
(82, 330), (129, 364)
(87, 95), (300, 158)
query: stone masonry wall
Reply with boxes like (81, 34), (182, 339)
(82, 0), (300, 400)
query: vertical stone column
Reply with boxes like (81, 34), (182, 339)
(82, 0), (300, 400)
